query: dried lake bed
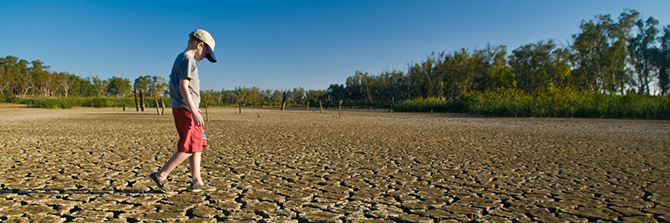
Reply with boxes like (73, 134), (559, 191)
(0, 105), (669, 222)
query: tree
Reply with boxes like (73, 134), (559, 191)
(134, 75), (150, 95)
(81, 76), (107, 97)
(629, 16), (660, 95)
(30, 60), (54, 96)
(571, 15), (615, 92)
(148, 76), (168, 97)
(657, 25), (670, 95)
(0, 57), (8, 93)
(107, 76), (132, 97)
(326, 84), (345, 104)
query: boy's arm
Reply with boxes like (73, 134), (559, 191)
(179, 78), (204, 127)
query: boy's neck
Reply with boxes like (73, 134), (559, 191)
(183, 43), (199, 58)
(183, 48), (197, 58)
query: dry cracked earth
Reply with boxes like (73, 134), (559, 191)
(0, 105), (669, 222)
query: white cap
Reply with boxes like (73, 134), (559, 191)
(189, 29), (217, 63)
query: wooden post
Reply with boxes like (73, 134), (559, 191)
(139, 89), (145, 111)
(205, 104), (209, 121)
(306, 101), (309, 111)
(238, 103), (242, 115)
(123, 105), (125, 111)
(134, 89), (139, 111)
(338, 100), (342, 118)
(319, 100), (323, 113)
(281, 91), (287, 111)
(154, 97), (160, 115)
(160, 97), (165, 115)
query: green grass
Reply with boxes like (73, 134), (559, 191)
(19, 97), (169, 109)
(393, 89), (670, 119)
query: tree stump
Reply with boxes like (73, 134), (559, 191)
(319, 100), (323, 113)
(338, 100), (342, 118)
(160, 97), (165, 115)
(139, 89), (145, 112)
(134, 89), (139, 111)
(281, 91), (287, 111)
(154, 97), (160, 115)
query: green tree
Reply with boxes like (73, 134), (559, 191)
(106, 76), (132, 97)
(30, 60), (54, 96)
(81, 76), (107, 97)
(148, 76), (168, 97)
(509, 40), (557, 93)
(0, 57), (8, 93)
(326, 84), (345, 104)
(629, 16), (660, 95)
(134, 75), (150, 95)
(658, 25), (670, 95)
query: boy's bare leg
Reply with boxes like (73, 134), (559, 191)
(189, 152), (205, 185)
(157, 152), (193, 181)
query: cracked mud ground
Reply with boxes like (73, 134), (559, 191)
(0, 105), (669, 222)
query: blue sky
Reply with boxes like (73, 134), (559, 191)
(2, 0), (669, 91)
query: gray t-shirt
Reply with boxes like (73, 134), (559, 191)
(169, 52), (200, 110)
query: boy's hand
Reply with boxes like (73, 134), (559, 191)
(193, 110), (204, 127)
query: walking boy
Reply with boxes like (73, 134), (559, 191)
(149, 29), (217, 193)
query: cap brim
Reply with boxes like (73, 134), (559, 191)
(206, 45), (217, 63)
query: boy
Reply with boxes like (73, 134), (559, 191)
(149, 29), (217, 193)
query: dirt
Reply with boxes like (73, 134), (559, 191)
(0, 106), (669, 222)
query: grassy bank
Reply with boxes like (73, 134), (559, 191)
(393, 89), (670, 119)
(18, 97), (168, 109)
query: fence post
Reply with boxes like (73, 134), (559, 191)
(281, 91), (287, 111)
(319, 100), (323, 113)
(205, 104), (209, 121)
(338, 100), (342, 118)
(306, 101), (309, 111)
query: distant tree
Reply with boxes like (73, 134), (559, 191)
(30, 60), (53, 96)
(134, 75), (149, 94)
(306, 90), (326, 105)
(485, 45), (517, 90)
(148, 76), (168, 97)
(81, 76), (107, 97)
(658, 25), (670, 95)
(629, 16), (660, 95)
(509, 40), (560, 93)
(0, 58), (8, 93)
(106, 76), (132, 97)
(326, 84), (344, 104)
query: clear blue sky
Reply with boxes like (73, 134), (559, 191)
(2, 0), (669, 91)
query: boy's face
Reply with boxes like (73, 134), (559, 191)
(194, 42), (209, 62)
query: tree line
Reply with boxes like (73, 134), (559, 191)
(1, 9), (668, 109)
(0, 57), (170, 99)
(323, 9), (669, 108)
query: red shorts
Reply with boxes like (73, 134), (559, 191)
(172, 107), (207, 153)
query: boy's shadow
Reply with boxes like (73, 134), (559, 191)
(1, 188), (163, 195)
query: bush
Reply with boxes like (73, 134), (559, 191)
(19, 96), (155, 109)
(461, 89), (670, 119)
(0, 89), (18, 103)
(391, 89), (670, 119)
(392, 97), (465, 113)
